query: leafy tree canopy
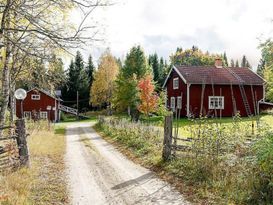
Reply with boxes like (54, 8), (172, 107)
(90, 50), (119, 107)
(170, 46), (218, 66)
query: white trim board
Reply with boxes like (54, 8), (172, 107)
(162, 65), (187, 88)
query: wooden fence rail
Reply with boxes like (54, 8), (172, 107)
(162, 115), (172, 161)
(0, 119), (29, 172)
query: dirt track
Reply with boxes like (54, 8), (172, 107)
(65, 122), (190, 205)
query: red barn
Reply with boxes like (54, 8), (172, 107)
(163, 60), (267, 117)
(16, 88), (62, 122)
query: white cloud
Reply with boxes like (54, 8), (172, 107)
(70, 0), (273, 69)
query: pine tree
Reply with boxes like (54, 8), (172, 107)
(62, 51), (90, 111)
(116, 58), (123, 69)
(245, 61), (251, 68)
(112, 45), (150, 119)
(159, 57), (167, 86)
(257, 59), (265, 77)
(122, 45), (149, 79)
(86, 55), (95, 87)
(241, 55), (247, 67)
(235, 60), (239, 67)
(230, 59), (235, 67)
(223, 52), (228, 67)
(148, 53), (160, 86)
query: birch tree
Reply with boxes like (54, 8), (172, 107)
(0, 0), (108, 128)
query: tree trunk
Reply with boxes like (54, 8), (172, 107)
(9, 82), (15, 124)
(0, 53), (11, 133)
(128, 106), (131, 116)
(15, 119), (30, 167)
(0, 3), (12, 135)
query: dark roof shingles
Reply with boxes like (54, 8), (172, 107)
(175, 66), (264, 85)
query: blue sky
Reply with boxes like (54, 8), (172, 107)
(69, 0), (273, 69)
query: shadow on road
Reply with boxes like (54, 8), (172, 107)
(111, 172), (154, 190)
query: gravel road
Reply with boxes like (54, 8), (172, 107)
(65, 122), (190, 205)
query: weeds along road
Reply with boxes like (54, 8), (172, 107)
(65, 122), (190, 205)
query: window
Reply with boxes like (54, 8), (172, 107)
(209, 96), (224, 109)
(170, 97), (175, 110)
(173, 78), (179, 89)
(177, 96), (182, 109)
(24, 111), (31, 119)
(31, 94), (40, 100)
(40, 111), (48, 119)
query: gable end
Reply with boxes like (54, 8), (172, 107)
(163, 65), (187, 88)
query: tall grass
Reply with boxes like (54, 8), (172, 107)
(0, 121), (68, 204)
(95, 115), (273, 204)
(95, 116), (163, 163)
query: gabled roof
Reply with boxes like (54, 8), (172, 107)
(27, 87), (62, 101)
(163, 65), (265, 87)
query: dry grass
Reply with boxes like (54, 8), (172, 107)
(0, 122), (68, 205)
(95, 115), (273, 204)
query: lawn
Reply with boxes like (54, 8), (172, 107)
(141, 114), (273, 138)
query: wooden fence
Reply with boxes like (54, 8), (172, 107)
(162, 114), (260, 161)
(162, 115), (189, 160)
(0, 119), (29, 172)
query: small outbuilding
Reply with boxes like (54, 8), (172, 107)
(15, 88), (62, 122)
(163, 59), (268, 117)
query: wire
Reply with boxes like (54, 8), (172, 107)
(62, 98), (90, 103)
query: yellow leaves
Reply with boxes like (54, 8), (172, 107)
(90, 51), (119, 106)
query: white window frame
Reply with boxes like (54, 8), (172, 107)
(173, 78), (179, 90)
(24, 111), (31, 119)
(177, 96), (182, 109)
(40, 111), (48, 119)
(31, 94), (40, 100)
(170, 97), (175, 110)
(209, 96), (224, 110)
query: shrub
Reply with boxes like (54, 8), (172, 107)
(249, 132), (273, 203)
(96, 116), (163, 160)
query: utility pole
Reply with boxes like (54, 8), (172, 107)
(77, 91), (79, 120)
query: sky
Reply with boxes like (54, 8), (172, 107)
(69, 0), (273, 69)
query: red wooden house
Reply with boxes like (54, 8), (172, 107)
(163, 59), (268, 117)
(16, 88), (62, 122)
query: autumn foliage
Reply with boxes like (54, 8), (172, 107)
(137, 75), (158, 115)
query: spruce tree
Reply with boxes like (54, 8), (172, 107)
(149, 53), (160, 86)
(63, 51), (90, 111)
(86, 55), (95, 87)
(159, 57), (167, 86)
(235, 60), (239, 67)
(223, 52), (228, 67)
(241, 55), (247, 67)
(257, 59), (265, 77)
(230, 59), (235, 67)
(122, 45), (149, 79)
(113, 45), (149, 120)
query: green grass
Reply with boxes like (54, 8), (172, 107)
(94, 114), (273, 204)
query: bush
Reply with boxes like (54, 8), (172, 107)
(249, 132), (273, 203)
(60, 112), (67, 121)
(95, 115), (273, 204)
(95, 116), (163, 160)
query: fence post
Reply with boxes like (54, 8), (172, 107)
(162, 115), (172, 161)
(15, 119), (30, 167)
